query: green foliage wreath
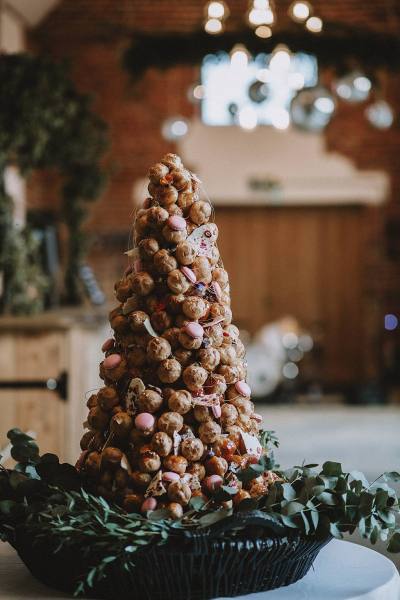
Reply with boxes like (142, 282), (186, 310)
(0, 430), (399, 596)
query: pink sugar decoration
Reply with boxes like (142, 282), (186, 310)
(167, 215), (186, 231)
(101, 338), (114, 352)
(185, 322), (204, 338)
(235, 380), (251, 397)
(135, 413), (155, 431)
(181, 266), (196, 283)
(103, 354), (121, 369)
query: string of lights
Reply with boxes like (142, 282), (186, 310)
(203, 1), (324, 37)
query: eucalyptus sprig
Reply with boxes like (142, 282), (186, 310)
(259, 461), (400, 552)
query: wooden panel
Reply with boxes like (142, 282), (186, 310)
(216, 206), (365, 384)
(0, 331), (66, 459)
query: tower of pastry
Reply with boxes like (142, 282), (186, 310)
(79, 154), (266, 518)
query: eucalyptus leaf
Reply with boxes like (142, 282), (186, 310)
(322, 462), (343, 477)
(387, 532), (400, 553)
(282, 501), (305, 517)
(329, 522), (343, 539)
(282, 483), (297, 501)
(349, 471), (370, 488)
(189, 496), (206, 511)
(384, 472), (400, 483)
(198, 510), (231, 527)
(316, 491), (337, 506)
(147, 508), (170, 521)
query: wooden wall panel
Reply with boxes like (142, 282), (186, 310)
(0, 331), (66, 459)
(216, 206), (366, 384)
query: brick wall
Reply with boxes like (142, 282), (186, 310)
(30, 0), (400, 363)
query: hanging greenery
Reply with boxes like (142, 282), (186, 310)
(0, 54), (108, 310)
(123, 25), (400, 82)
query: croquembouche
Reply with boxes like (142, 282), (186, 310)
(78, 153), (276, 519)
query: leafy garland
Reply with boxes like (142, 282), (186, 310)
(0, 54), (108, 310)
(1, 429), (399, 596)
(123, 25), (400, 82)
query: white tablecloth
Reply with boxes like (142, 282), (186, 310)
(0, 539), (399, 599)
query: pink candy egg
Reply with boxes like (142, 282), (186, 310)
(212, 281), (222, 301)
(212, 404), (222, 419)
(181, 266), (196, 284)
(185, 322), (204, 339)
(203, 475), (223, 493)
(235, 380), (251, 397)
(162, 471), (180, 483)
(101, 338), (114, 353)
(253, 413), (263, 423)
(103, 354), (121, 369)
(141, 497), (157, 512)
(135, 413), (155, 431)
(168, 215), (186, 231)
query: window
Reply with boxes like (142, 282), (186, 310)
(200, 49), (318, 129)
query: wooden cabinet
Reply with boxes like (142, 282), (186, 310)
(0, 310), (108, 463)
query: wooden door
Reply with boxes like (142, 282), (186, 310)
(216, 206), (365, 384)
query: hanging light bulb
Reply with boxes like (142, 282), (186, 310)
(204, 1), (228, 34)
(333, 71), (372, 103)
(230, 44), (250, 70)
(289, 1), (312, 22)
(161, 116), (190, 141)
(247, 0), (276, 28)
(305, 15), (323, 32)
(255, 25), (272, 38)
(365, 100), (395, 130)
(204, 17), (223, 34)
(206, 1), (226, 19)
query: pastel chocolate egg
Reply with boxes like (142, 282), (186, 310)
(212, 281), (222, 301)
(235, 380), (251, 397)
(212, 404), (222, 419)
(167, 215), (186, 231)
(103, 354), (121, 370)
(181, 266), (196, 284)
(135, 413), (155, 431)
(102, 338), (114, 352)
(185, 322), (204, 339)
(162, 471), (180, 483)
(141, 497), (157, 512)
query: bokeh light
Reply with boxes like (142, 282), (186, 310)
(384, 314), (398, 331)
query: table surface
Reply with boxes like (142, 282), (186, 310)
(0, 539), (399, 600)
